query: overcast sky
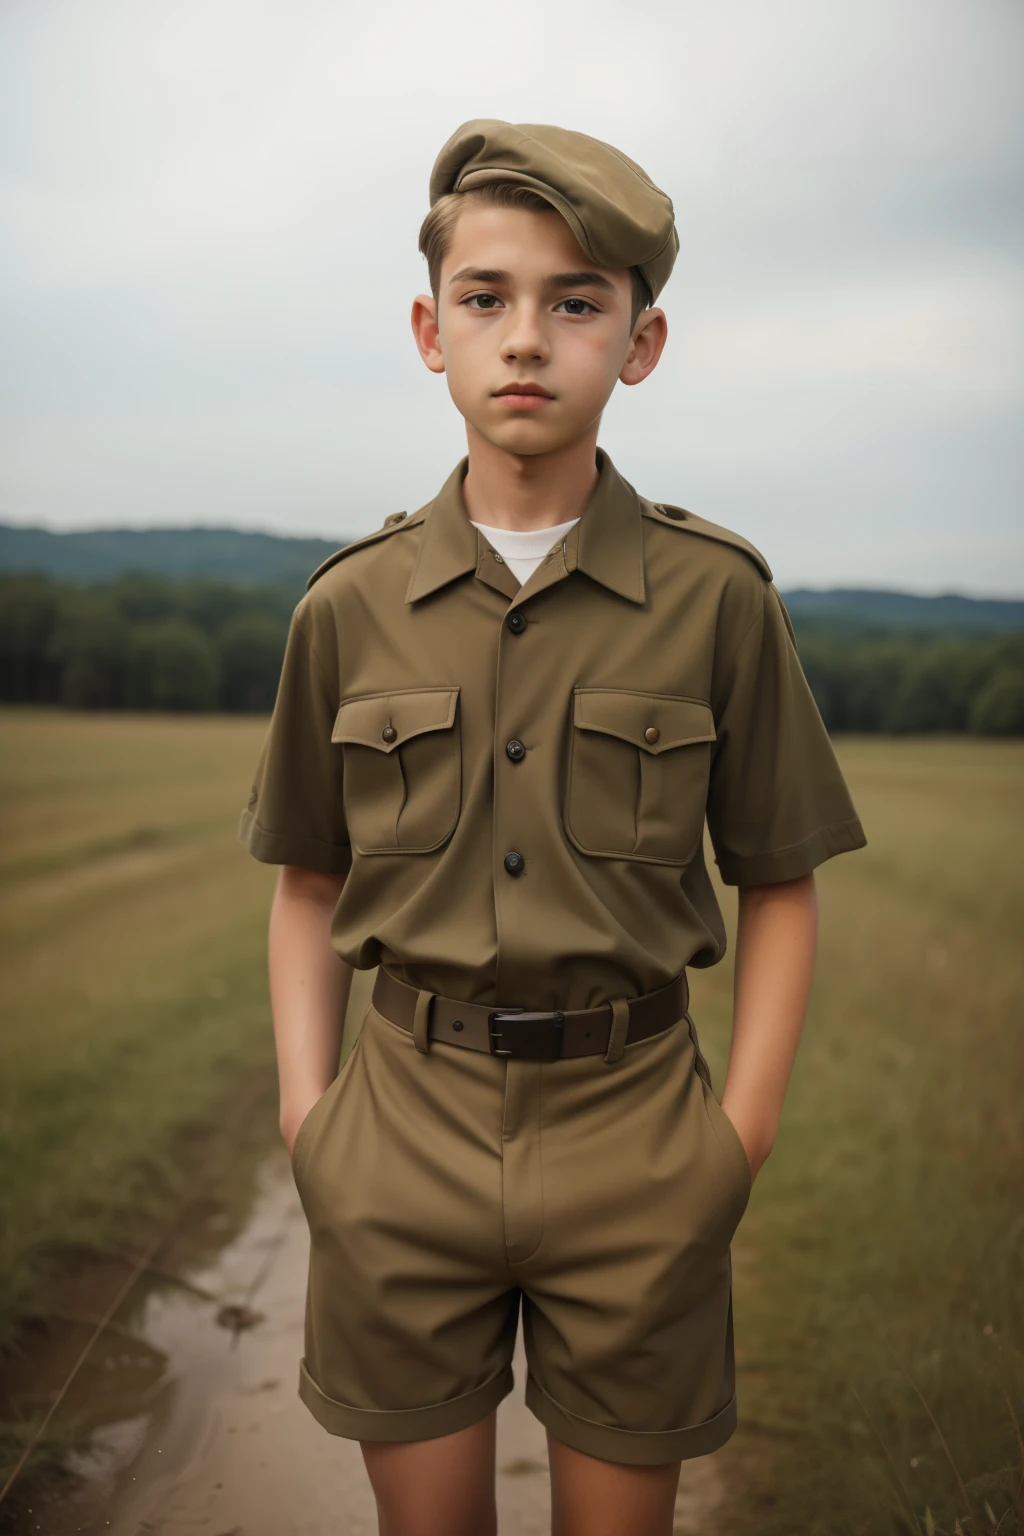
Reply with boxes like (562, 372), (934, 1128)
(1, 0), (1021, 593)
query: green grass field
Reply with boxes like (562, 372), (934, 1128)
(0, 711), (1021, 1534)
(0, 708), (280, 1350)
(689, 737), (1024, 1534)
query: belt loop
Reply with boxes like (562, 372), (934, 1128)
(412, 988), (435, 1055)
(603, 997), (631, 1065)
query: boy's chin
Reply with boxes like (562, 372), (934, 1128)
(465, 418), (581, 459)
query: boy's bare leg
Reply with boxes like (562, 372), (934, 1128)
(548, 1435), (681, 1536)
(360, 1412), (499, 1536)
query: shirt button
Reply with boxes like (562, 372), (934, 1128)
(493, 552), (505, 564)
(507, 610), (527, 634)
(505, 739), (526, 761)
(382, 724), (397, 743)
(503, 851), (525, 876)
(644, 726), (660, 744)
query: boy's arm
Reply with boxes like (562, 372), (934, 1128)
(269, 864), (352, 1156)
(719, 871), (819, 1181)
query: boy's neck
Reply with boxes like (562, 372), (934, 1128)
(460, 426), (600, 533)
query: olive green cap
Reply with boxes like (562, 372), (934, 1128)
(429, 119), (679, 303)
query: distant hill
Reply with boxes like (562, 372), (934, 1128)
(1, 524), (1022, 633)
(781, 587), (1024, 634)
(0, 524), (341, 589)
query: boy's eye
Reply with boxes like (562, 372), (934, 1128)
(556, 297), (596, 316)
(464, 293), (503, 310)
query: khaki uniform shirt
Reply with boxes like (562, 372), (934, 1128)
(239, 449), (866, 1010)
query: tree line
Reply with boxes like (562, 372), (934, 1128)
(796, 628), (1024, 736)
(1, 572), (1023, 733)
(0, 573), (294, 713)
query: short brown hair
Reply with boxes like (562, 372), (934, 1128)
(418, 182), (652, 329)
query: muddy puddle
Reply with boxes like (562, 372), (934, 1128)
(2, 1016), (726, 1534)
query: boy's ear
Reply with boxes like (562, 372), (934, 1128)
(411, 294), (446, 375)
(619, 307), (668, 388)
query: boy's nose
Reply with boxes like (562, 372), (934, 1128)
(499, 309), (549, 366)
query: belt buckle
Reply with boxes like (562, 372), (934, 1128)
(489, 1008), (565, 1062)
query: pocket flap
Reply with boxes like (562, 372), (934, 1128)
(332, 687), (459, 753)
(573, 688), (715, 754)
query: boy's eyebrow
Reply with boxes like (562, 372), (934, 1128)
(447, 267), (618, 294)
(548, 271), (617, 293)
(448, 267), (512, 286)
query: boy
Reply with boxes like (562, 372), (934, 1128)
(239, 120), (867, 1536)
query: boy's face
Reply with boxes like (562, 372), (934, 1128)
(411, 203), (667, 459)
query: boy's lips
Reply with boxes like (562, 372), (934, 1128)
(493, 383), (555, 410)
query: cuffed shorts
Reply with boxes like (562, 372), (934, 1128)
(290, 993), (752, 1465)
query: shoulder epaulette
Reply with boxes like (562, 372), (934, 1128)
(306, 508), (423, 590)
(641, 500), (773, 582)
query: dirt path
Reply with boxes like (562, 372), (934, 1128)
(31, 1149), (724, 1535)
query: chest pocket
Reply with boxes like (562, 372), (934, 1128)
(564, 688), (716, 866)
(332, 687), (461, 854)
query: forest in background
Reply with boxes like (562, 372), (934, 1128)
(2, 568), (1023, 733)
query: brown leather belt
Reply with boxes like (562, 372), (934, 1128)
(371, 966), (689, 1062)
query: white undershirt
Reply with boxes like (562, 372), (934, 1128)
(469, 516), (581, 587)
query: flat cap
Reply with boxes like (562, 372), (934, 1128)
(429, 119), (679, 303)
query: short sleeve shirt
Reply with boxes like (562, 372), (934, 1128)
(239, 449), (866, 1010)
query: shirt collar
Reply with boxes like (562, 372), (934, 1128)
(405, 448), (646, 606)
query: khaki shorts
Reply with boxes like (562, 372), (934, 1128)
(290, 994), (752, 1465)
